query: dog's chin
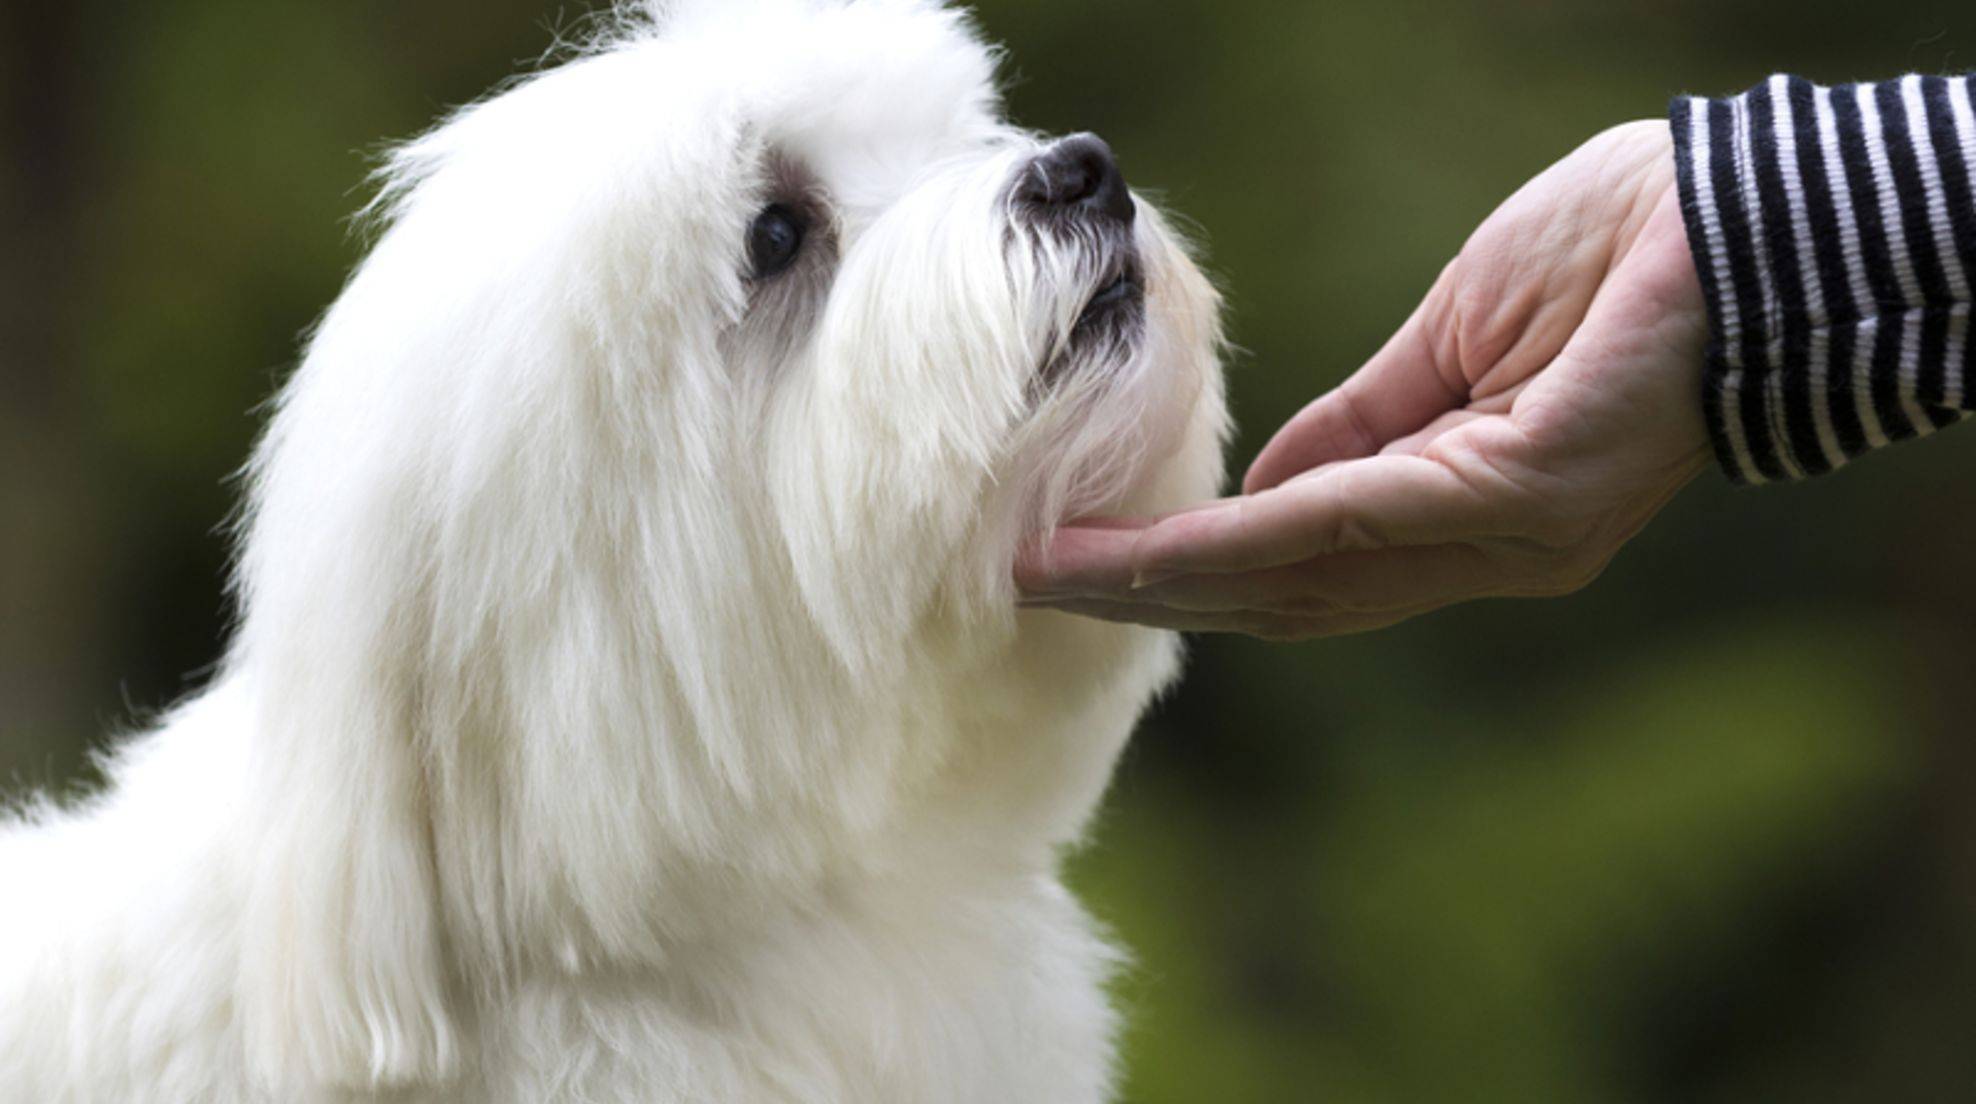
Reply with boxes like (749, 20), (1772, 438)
(996, 263), (1193, 570)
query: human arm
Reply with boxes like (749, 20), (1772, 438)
(1016, 75), (1976, 639)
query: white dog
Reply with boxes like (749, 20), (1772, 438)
(0, 1), (1226, 1100)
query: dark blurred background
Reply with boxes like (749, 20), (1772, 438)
(7, 1), (1976, 1100)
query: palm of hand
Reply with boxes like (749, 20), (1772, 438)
(1018, 121), (1710, 640)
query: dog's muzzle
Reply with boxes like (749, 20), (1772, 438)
(1015, 133), (1145, 352)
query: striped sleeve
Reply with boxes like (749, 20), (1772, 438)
(1670, 75), (1976, 483)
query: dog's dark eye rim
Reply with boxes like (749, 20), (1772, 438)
(747, 203), (808, 280)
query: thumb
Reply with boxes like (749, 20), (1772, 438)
(1244, 298), (1465, 495)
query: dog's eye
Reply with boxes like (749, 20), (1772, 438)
(747, 204), (807, 279)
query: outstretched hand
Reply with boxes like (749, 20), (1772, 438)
(1017, 121), (1711, 640)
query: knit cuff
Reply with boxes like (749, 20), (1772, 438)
(1670, 74), (1976, 484)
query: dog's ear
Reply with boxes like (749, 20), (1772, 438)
(231, 574), (461, 1091)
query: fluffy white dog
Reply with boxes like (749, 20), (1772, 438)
(0, 1), (1226, 1100)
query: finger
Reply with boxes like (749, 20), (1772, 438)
(1277, 599), (1468, 640)
(1019, 597), (1307, 638)
(1376, 379), (1530, 458)
(1022, 595), (1462, 642)
(1375, 409), (1494, 459)
(1243, 302), (1464, 494)
(1056, 514), (1162, 530)
(1136, 454), (1521, 577)
(1014, 523), (1147, 596)
(1015, 498), (1246, 596)
(1127, 543), (1507, 615)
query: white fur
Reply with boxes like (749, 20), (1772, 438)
(0, 2), (1227, 1100)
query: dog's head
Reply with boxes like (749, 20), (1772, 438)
(318, 0), (1227, 667)
(229, 0), (1225, 1089)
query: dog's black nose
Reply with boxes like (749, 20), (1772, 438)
(1018, 133), (1135, 226)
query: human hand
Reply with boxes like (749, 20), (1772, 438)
(1018, 121), (1711, 640)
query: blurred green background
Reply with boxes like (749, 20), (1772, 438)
(7, 1), (1976, 1100)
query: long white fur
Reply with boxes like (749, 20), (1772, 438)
(0, 2), (1228, 1100)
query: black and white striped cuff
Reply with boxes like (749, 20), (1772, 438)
(1671, 75), (1976, 484)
